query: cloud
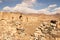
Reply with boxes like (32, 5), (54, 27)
(53, 7), (60, 13)
(48, 4), (57, 8)
(3, 6), (38, 13)
(24, 0), (36, 3)
(3, 0), (38, 13)
(2, 0), (60, 14)
(3, 6), (12, 11)
(0, 0), (2, 3)
(38, 4), (59, 14)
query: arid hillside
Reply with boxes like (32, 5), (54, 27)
(0, 12), (60, 40)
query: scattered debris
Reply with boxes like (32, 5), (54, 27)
(31, 20), (60, 40)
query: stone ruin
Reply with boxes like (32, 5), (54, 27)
(30, 20), (60, 40)
(0, 12), (60, 40)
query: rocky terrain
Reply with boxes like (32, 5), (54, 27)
(0, 12), (60, 40)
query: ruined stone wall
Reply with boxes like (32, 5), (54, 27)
(0, 12), (60, 40)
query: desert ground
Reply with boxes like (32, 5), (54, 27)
(0, 12), (60, 40)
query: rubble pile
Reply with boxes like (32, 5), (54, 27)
(30, 20), (60, 40)
(0, 12), (60, 40)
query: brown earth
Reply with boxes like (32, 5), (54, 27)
(0, 12), (60, 40)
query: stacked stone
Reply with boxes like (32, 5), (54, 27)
(30, 22), (49, 40)
(50, 20), (60, 38)
(31, 20), (60, 40)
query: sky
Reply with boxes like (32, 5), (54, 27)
(0, 0), (60, 14)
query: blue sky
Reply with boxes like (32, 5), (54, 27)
(0, 0), (22, 10)
(37, 0), (60, 9)
(0, 0), (60, 10)
(0, 0), (60, 14)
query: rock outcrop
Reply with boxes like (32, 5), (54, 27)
(0, 12), (60, 40)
